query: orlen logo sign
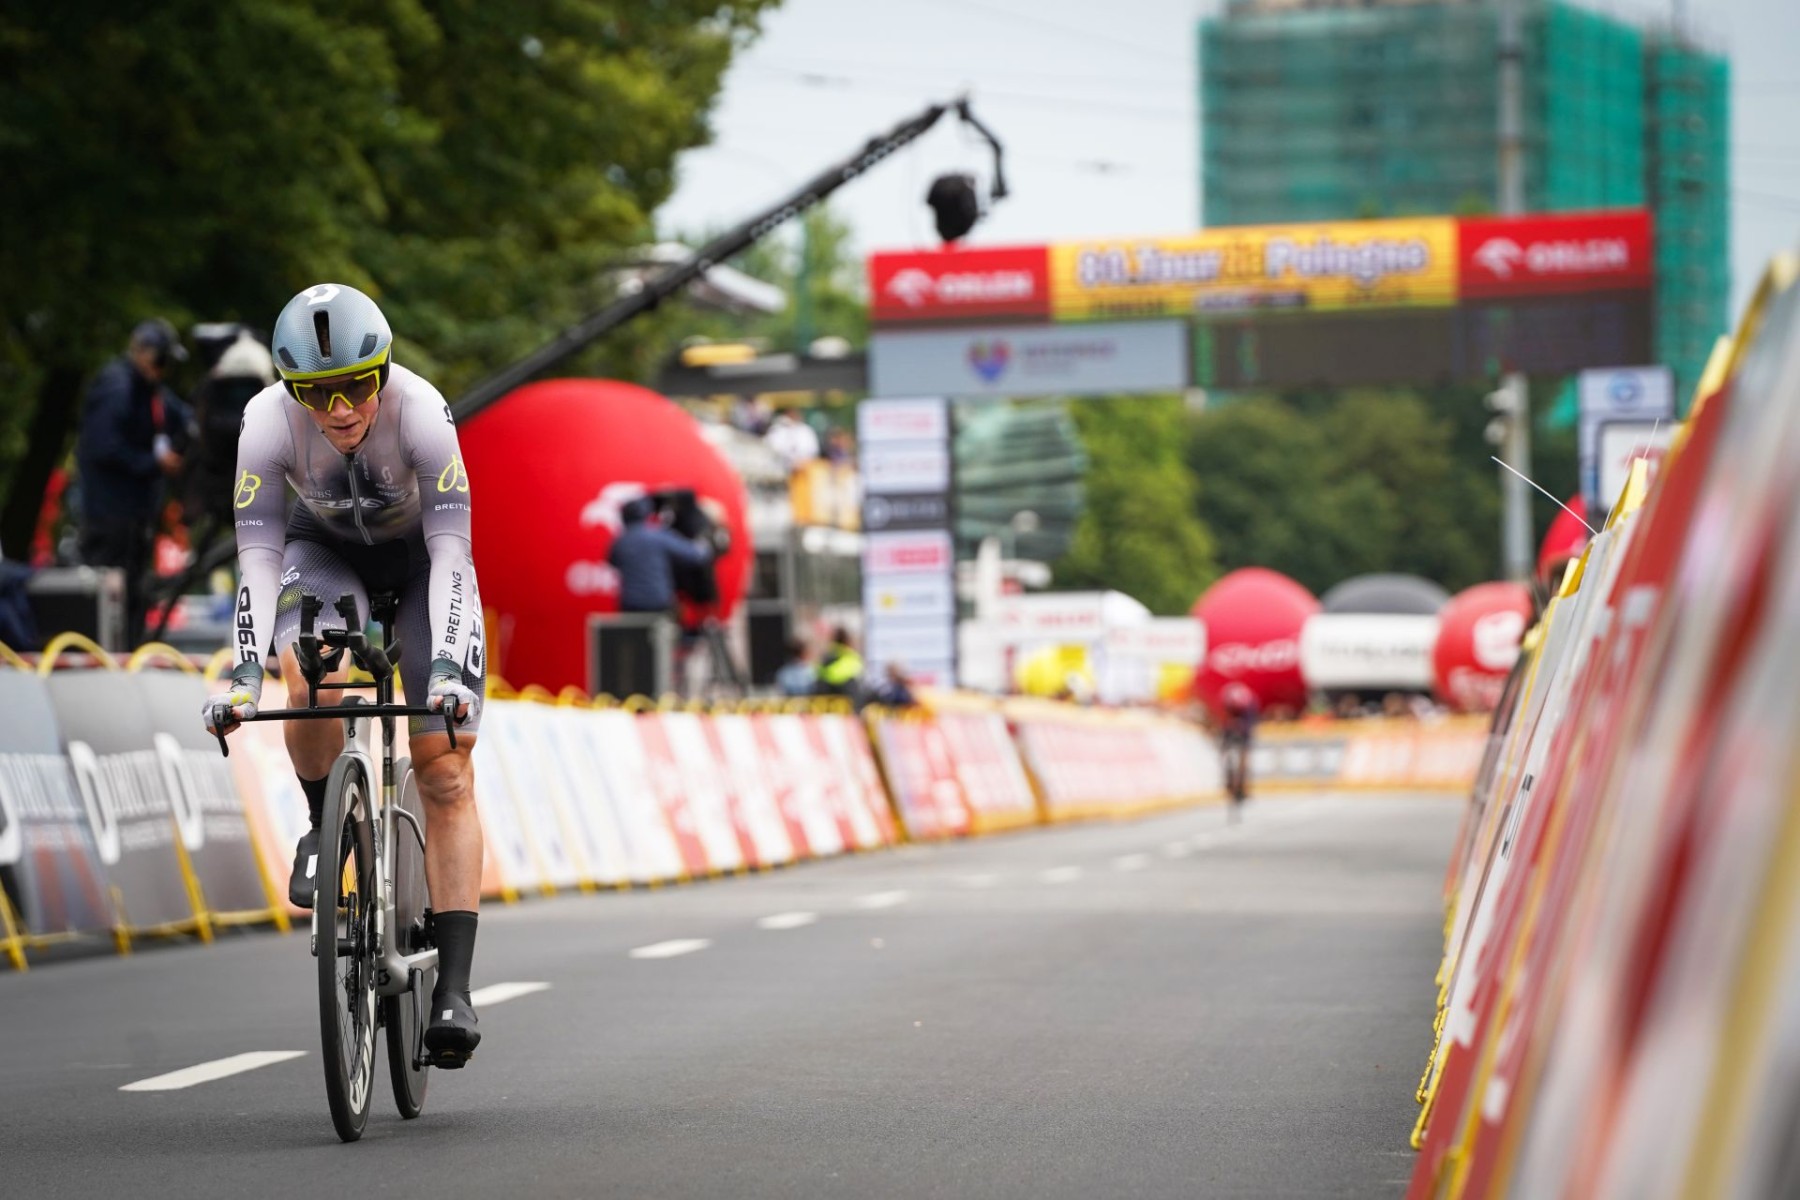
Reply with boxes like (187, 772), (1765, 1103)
(1458, 210), (1651, 297)
(869, 245), (1050, 324)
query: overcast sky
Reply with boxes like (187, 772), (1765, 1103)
(658, 0), (1800, 319)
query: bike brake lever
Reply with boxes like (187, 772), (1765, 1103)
(210, 703), (232, 758)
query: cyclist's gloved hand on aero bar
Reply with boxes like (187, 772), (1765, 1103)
(202, 662), (264, 735)
(426, 657), (477, 727)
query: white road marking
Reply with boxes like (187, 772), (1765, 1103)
(120, 1050), (305, 1092)
(1112, 853), (1151, 872)
(957, 873), (1000, 888)
(854, 890), (910, 910)
(468, 981), (551, 1006)
(1041, 866), (1084, 884)
(757, 911), (819, 931)
(1162, 841), (1193, 859)
(629, 938), (712, 959)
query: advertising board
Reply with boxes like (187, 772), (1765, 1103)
(1578, 365), (1675, 512)
(868, 244), (1051, 325)
(1049, 218), (1458, 321)
(869, 320), (1186, 399)
(1458, 210), (1653, 299)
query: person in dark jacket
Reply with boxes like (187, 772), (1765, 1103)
(74, 318), (189, 642)
(608, 496), (711, 614)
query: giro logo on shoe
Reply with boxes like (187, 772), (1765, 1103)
(233, 470), (263, 509)
(436, 455), (469, 494)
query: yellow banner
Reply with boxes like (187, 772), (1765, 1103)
(1050, 217), (1458, 321)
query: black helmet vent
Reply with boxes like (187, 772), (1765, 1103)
(359, 332), (378, 359)
(313, 311), (333, 360)
(277, 346), (298, 371)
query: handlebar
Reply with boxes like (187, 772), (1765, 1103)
(209, 701), (459, 757)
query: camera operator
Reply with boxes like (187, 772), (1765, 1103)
(74, 317), (194, 642)
(608, 493), (713, 616)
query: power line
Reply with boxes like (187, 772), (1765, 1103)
(737, 64), (1196, 123)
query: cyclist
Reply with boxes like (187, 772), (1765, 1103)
(202, 283), (486, 1067)
(1219, 682), (1259, 813)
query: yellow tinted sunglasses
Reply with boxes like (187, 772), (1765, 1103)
(288, 366), (383, 412)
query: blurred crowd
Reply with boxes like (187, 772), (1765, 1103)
(729, 398), (854, 474)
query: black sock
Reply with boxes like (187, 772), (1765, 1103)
(298, 775), (329, 830)
(432, 910), (478, 1004)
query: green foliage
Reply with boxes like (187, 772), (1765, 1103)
(1187, 388), (1533, 594)
(0, 0), (778, 551)
(1052, 395), (1218, 615)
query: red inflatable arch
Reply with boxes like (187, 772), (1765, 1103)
(1432, 581), (1534, 713)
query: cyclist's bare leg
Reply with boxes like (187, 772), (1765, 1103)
(409, 732), (482, 913)
(280, 646), (347, 778)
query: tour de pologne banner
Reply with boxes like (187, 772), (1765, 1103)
(0, 671), (111, 938)
(44, 671), (198, 931)
(130, 670), (275, 918)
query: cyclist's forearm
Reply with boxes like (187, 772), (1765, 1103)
(233, 545), (283, 684)
(424, 532), (477, 671)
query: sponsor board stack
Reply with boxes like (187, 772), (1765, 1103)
(1407, 255), (1800, 1199)
(1, 650), (1227, 967)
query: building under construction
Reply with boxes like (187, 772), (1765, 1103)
(1199, 0), (1729, 402)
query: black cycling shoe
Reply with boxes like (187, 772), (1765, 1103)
(423, 991), (481, 1068)
(287, 828), (321, 909)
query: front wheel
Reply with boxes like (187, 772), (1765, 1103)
(318, 756), (378, 1143)
(385, 758), (432, 1118)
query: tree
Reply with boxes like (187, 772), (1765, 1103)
(0, 0), (778, 556)
(1053, 394), (1218, 615)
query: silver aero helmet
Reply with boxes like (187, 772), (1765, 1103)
(269, 283), (393, 395)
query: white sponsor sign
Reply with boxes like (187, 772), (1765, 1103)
(1578, 366), (1673, 512)
(858, 396), (950, 444)
(1300, 613), (1438, 690)
(864, 529), (954, 575)
(860, 441), (950, 493)
(870, 319), (1187, 398)
(994, 593), (1108, 638)
(865, 574), (956, 619)
(1104, 618), (1207, 665)
(866, 622), (958, 667)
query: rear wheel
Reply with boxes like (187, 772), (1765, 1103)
(318, 756), (377, 1143)
(385, 758), (432, 1118)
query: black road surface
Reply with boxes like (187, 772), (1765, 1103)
(1, 794), (1456, 1199)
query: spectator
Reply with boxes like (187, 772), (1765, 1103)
(815, 625), (864, 697)
(764, 408), (820, 473)
(608, 496), (711, 615)
(824, 426), (855, 465)
(74, 317), (191, 642)
(870, 662), (917, 708)
(774, 637), (817, 697)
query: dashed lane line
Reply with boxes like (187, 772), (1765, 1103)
(1112, 853), (1151, 872)
(1041, 866), (1084, 884)
(757, 911), (819, 931)
(957, 874), (1000, 888)
(1162, 841), (1193, 859)
(469, 981), (552, 1006)
(120, 1051), (306, 1092)
(853, 890), (910, 910)
(629, 938), (712, 959)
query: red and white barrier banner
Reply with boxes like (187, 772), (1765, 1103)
(1249, 719), (1489, 792)
(1409, 261), (1800, 1198)
(705, 714), (798, 869)
(1004, 701), (1222, 820)
(871, 717), (971, 841)
(933, 709), (1038, 833)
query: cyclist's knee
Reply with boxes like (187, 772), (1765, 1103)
(413, 743), (474, 812)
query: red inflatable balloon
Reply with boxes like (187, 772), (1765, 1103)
(1432, 582), (1533, 713)
(1191, 568), (1319, 717)
(459, 379), (751, 693)
(1537, 495), (1590, 585)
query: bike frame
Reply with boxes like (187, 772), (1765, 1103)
(211, 590), (456, 1042)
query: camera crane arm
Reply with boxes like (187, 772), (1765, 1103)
(449, 96), (1001, 423)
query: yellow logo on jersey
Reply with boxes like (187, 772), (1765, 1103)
(233, 470), (262, 509)
(436, 455), (470, 494)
